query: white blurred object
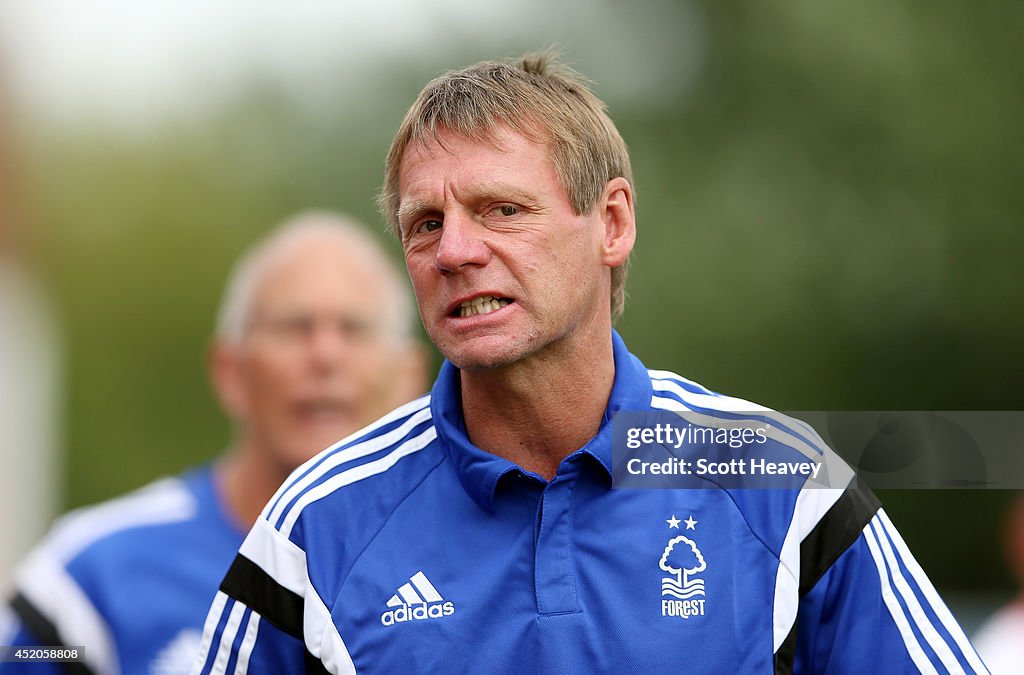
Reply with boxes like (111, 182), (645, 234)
(973, 600), (1024, 675)
(0, 258), (60, 589)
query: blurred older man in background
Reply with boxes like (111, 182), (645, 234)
(0, 211), (426, 674)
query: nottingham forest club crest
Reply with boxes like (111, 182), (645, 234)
(660, 515), (707, 619)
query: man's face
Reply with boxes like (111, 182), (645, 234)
(215, 235), (421, 473)
(397, 127), (613, 370)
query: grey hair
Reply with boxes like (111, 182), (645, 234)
(215, 211), (415, 344)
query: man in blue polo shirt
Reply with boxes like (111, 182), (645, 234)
(194, 56), (987, 673)
(0, 213), (425, 674)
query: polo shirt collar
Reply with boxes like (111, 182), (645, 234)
(430, 329), (653, 512)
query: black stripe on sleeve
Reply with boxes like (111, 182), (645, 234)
(774, 622), (797, 675)
(9, 593), (97, 675)
(774, 484), (881, 674)
(304, 648), (332, 674)
(798, 483), (881, 595)
(219, 554), (305, 639)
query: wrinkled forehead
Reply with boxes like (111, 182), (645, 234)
(396, 125), (560, 216)
(405, 116), (551, 164)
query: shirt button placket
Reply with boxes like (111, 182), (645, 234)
(533, 469), (579, 616)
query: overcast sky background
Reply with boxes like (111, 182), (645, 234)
(1, 0), (704, 129)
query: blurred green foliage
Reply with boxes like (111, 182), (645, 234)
(15, 0), (1023, 592)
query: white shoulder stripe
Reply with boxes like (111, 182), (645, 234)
(877, 511), (989, 673)
(267, 405), (433, 526)
(211, 601), (246, 674)
(771, 567), (799, 655)
(279, 426), (437, 538)
(264, 395), (430, 521)
(14, 551), (119, 674)
(306, 578), (356, 675)
(239, 521), (355, 674)
(239, 518), (308, 597)
(233, 610), (260, 675)
(323, 394), (430, 455)
(193, 591), (229, 675)
(263, 395), (431, 521)
(651, 378), (825, 450)
(862, 522), (938, 674)
(651, 396), (824, 463)
(41, 477), (195, 563)
(869, 518), (965, 673)
(772, 486), (852, 652)
(647, 369), (714, 394)
(199, 523), (358, 674)
(651, 395), (681, 412)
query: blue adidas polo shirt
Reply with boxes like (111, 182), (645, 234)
(1, 468), (244, 675)
(195, 331), (987, 674)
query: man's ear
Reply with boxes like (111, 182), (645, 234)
(599, 177), (636, 268)
(209, 339), (247, 422)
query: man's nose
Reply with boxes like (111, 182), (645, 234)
(434, 211), (491, 275)
(306, 320), (350, 372)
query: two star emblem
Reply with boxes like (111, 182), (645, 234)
(667, 514), (697, 530)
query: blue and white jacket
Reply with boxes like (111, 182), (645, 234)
(2, 467), (244, 675)
(195, 331), (987, 674)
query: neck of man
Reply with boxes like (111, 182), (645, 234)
(460, 327), (615, 481)
(216, 439), (291, 531)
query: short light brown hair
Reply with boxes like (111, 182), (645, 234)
(379, 52), (634, 321)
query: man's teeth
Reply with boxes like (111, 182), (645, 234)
(459, 295), (510, 317)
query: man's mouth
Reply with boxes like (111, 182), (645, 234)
(294, 398), (350, 423)
(455, 295), (512, 318)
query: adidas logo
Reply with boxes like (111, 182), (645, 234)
(380, 571), (455, 627)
